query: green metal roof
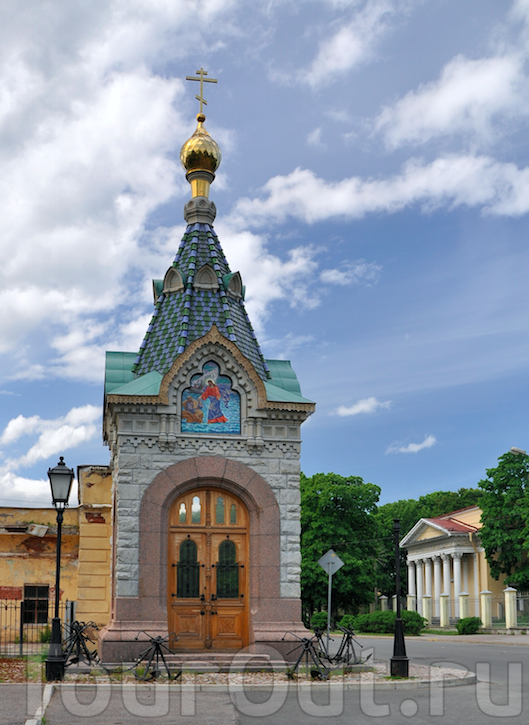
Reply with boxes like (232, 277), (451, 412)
(105, 352), (136, 394)
(264, 359), (314, 403)
(108, 370), (163, 397)
(104, 351), (312, 404)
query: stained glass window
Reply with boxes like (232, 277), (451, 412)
(216, 540), (239, 599)
(216, 496), (225, 524)
(191, 496), (201, 524)
(177, 540), (199, 598)
(230, 504), (237, 525)
(179, 503), (186, 523)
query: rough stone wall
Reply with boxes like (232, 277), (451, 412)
(111, 423), (303, 599)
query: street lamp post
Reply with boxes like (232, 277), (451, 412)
(390, 519), (409, 677)
(45, 457), (74, 682)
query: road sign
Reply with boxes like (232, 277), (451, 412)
(318, 549), (344, 574)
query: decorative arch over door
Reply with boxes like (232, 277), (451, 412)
(168, 487), (249, 651)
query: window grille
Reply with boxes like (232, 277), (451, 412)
(216, 540), (239, 599)
(177, 540), (200, 598)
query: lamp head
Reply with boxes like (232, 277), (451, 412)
(47, 456), (74, 509)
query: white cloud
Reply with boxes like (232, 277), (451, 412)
(335, 396), (392, 416)
(305, 0), (410, 88)
(233, 155), (529, 227)
(307, 127), (324, 148)
(0, 0), (238, 382)
(374, 54), (529, 148)
(321, 261), (381, 285)
(215, 223), (320, 332)
(0, 405), (101, 469)
(386, 434), (436, 453)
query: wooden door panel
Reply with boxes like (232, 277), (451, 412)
(169, 488), (249, 651)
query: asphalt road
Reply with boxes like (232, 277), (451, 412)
(16, 636), (529, 724)
(236, 636), (529, 725)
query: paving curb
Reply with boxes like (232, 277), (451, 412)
(48, 669), (476, 692)
(24, 683), (54, 725)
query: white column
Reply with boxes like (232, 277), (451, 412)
(439, 593), (450, 627)
(453, 552), (462, 618)
(504, 587), (517, 629)
(422, 594), (432, 625)
(416, 559), (424, 616)
(407, 559), (416, 612)
(424, 557), (433, 597)
(441, 553), (451, 593)
(473, 553), (479, 616)
(480, 590), (492, 628)
(441, 553), (451, 619)
(433, 555), (442, 617)
(463, 555), (469, 593)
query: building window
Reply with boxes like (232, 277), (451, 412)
(216, 540), (239, 599)
(177, 540), (200, 598)
(23, 585), (49, 624)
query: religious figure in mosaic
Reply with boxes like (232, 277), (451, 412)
(181, 361), (240, 434)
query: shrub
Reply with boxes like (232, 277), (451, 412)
(310, 611), (329, 629)
(353, 610), (427, 635)
(338, 614), (356, 629)
(456, 617), (482, 635)
(401, 610), (427, 636)
(39, 626), (51, 644)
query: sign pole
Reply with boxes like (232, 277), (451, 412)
(318, 549), (344, 657)
(327, 562), (333, 652)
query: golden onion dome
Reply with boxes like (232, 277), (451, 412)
(180, 113), (221, 174)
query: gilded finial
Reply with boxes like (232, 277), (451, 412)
(185, 67), (218, 116)
(181, 69), (221, 199)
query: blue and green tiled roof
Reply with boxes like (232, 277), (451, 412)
(131, 223), (270, 381)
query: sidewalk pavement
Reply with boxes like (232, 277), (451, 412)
(419, 633), (529, 645)
(41, 686), (239, 725)
(0, 684), (41, 725)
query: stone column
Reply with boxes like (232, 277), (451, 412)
(439, 593), (450, 627)
(463, 555), (469, 593)
(416, 559), (424, 616)
(407, 560), (416, 611)
(480, 590), (492, 628)
(441, 553), (451, 598)
(452, 552), (462, 618)
(392, 594), (398, 612)
(459, 592), (469, 619)
(424, 557), (433, 598)
(473, 553), (480, 617)
(422, 594), (432, 625)
(380, 595), (388, 611)
(433, 555), (442, 617)
(504, 587), (517, 630)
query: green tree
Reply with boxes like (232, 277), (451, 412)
(478, 451), (529, 589)
(300, 472), (380, 621)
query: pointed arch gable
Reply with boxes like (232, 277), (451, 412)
(157, 325), (268, 408)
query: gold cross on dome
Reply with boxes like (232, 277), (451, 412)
(185, 68), (218, 114)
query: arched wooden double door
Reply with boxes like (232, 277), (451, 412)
(168, 488), (249, 650)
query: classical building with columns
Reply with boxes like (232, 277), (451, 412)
(401, 506), (508, 622)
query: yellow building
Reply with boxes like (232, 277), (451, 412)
(401, 505), (508, 622)
(0, 466), (112, 647)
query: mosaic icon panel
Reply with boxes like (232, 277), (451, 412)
(181, 361), (240, 434)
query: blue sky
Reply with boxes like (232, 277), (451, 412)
(1, 0), (529, 506)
